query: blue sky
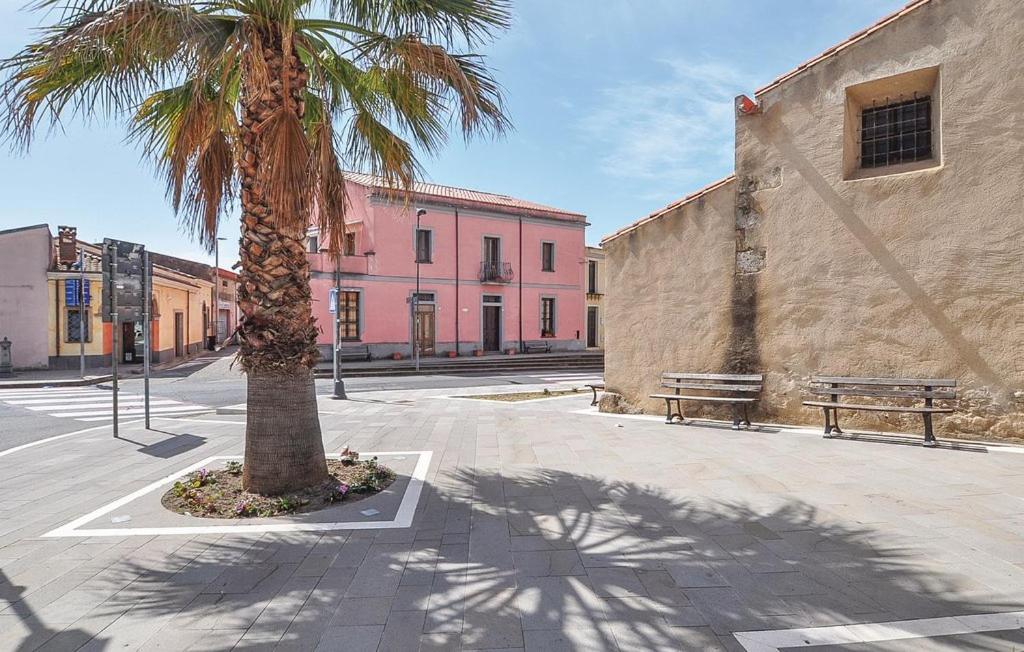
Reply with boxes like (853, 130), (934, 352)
(0, 0), (905, 263)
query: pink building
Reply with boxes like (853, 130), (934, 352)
(308, 174), (587, 359)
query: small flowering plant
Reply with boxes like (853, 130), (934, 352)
(339, 446), (360, 466)
(235, 499), (255, 517)
(327, 482), (350, 503)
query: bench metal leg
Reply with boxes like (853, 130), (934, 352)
(823, 408), (843, 438)
(664, 399), (683, 424)
(742, 404), (752, 428)
(730, 404), (741, 430)
(590, 386), (599, 406)
(922, 413), (937, 446)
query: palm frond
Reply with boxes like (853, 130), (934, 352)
(325, 0), (511, 47)
(131, 74), (239, 249)
(0, 0), (237, 149)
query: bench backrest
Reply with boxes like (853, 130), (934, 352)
(808, 376), (957, 401)
(660, 372), (763, 395)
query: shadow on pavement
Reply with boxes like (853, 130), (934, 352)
(5, 470), (1019, 650)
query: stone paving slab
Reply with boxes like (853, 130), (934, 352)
(1, 390), (1024, 650)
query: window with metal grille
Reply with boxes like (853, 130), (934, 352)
(338, 291), (360, 340)
(860, 96), (932, 168)
(344, 232), (356, 256)
(66, 307), (91, 343)
(587, 260), (598, 293)
(307, 234), (319, 253)
(541, 297), (555, 337)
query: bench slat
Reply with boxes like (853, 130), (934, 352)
(652, 394), (757, 403)
(661, 382), (762, 392)
(811, 376), (956, 387)
(807, 387), (956, 400)
(803, 400), (953, 414)
(664, 373), (762, 382)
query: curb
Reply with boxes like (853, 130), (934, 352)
(0, 375), (115, 390)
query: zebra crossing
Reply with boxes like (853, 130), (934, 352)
(0, 386), (211, 422)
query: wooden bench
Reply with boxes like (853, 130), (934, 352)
(803, 376), (957, 446)
(586, 382), (605, 406)
(523, 340), (552, 354)
(650, 373), (763, 429)
(337, 344), (371, 362)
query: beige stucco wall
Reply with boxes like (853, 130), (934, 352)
(0, 226), (52, 368)
(604, 180), (737, 409)
(603, 0), (1024, 437)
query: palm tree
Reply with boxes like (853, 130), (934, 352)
(2, 0), (509, 495)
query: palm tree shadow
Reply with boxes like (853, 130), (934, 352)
(0, 570), (106, 651)
(9, 470), (1019, 650)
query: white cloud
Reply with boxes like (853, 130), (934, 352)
(579, 58), (756, 183)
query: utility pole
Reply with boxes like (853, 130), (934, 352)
(78, 247), (85, 378)
(109, 243), (119, 438)
(143, 250), (151, 429)
(414, 208), (426, 371)
(213, 236), (226, 348)
(332, 256), (347, 399)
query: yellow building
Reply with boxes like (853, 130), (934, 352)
(46, 236), (214, 369)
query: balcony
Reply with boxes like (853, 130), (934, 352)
(479, 261), (514, 284)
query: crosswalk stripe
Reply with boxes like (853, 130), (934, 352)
(2, 386), (209, 422)
(27, 399), (181, 412)
(65, 405), (212, 419)
(0, 390), (110, 400)
(7, 395), (140, 405)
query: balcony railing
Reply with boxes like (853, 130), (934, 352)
(479, 261), (514, 283)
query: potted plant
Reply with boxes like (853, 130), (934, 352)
(472, 349), (484, 357)
(505, 347), (517, 355)
(391, 352), (403, 360)
(447, 350), (458, 358)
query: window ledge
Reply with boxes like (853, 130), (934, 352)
(844, 159), (942, 182)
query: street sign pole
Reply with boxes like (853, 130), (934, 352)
(109, 243), (119, 437)
(143, 250), (151, 429)
(330, 287), (346, 399)
(78, 247), (86, 378)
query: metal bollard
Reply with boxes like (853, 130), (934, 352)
(0, 338), (12, 377)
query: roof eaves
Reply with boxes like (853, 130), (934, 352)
(601, 175), (736, 246)
(754, 0), (933, 97)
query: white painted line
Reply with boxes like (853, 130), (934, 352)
(28, 400), (179, 411)
(0, 390), (109, 400)
(149, 416), (246, 426)
(42, 450), (434, 537)
(733, 610), (1024, 651)
(7, 395), (140, 405)
(57, 405), (210, 418)
(0, 420), (144, 458)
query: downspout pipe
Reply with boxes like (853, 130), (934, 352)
(518, 216), (523, 352)
(454, 207), (460, 356)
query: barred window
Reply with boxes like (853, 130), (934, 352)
(860, 96), (932, 169)
(338, 291), (360, 340)
(66, 308), (91, 343)
(344, 232), (356, 256)
(541, 297), (555, 337)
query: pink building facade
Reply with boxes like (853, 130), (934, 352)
(308, 175), (587, 359)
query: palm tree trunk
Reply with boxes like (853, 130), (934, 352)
(237, 29), (328, 495)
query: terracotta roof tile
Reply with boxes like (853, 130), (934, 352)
(343, 172), (586, 221)
(600, 175), (736, 245)
(755, 0), (934, 96)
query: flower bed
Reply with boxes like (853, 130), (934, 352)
(457, 388), (582, 402)
(161, 453), (395, 519)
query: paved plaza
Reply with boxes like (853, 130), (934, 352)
(2, 384), (1024, 651)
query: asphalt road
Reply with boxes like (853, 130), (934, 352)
(0, 349), (602, 452)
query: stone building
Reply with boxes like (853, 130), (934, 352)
(600, 0), (1024, 437)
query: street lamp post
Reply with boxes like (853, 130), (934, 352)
(414, 208), (426, 372)
(213, 236), (227, 349)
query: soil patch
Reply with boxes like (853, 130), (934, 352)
(457, 388), (583, 402)
(161, 458), (395, 519)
